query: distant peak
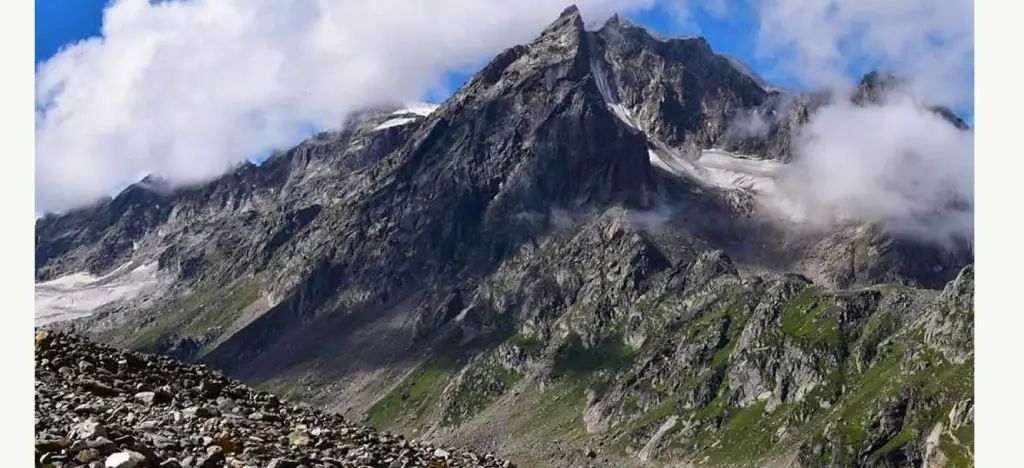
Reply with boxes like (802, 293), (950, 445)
(139, 174), (169, 186)
(603, 12), (622, 28)
(540, 4), (585, 38)
(857, 70), (905, 92)
(132, 174), (171, 192)
(559, 4), (581, 19)
(597, 12), (701, 44)
(852, 70), (908, 105)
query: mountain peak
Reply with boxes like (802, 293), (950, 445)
(603, 12), (623, 28)
(558, 4), (581, 19)
(539, 4), (585, 39)
(852, 70), (906, 105)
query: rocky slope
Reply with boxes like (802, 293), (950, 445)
(35, 5), (974, 468)
(35, 329), (513, 468)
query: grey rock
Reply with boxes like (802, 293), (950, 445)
(104, 450), (148, 468)
(71, 419), (108, 440)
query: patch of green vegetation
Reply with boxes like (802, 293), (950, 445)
(696, 297), (746, 327)
(871, 428), (913, 459)
(511, 380), (588, 441)
(722, 400), (769, 439)
(551, 332), (635, 380)
(853, 307), (900, 375)
(711, 339), (736, 366)
(631, 398), (678, 430)
(835, 343), (906, 446)
(130, 279), (260, 351)
(920, 357), (973, 399)
(446, 356), (524, 426)
(783, 286), (822, 318)
(954, 423), (974, 448)
(260, 375), (309, 401)
(781, 287), (841, 347)
(507, 333), (545, 356)
(941, 425), (974, 467)
(695, 390), (729, 422)
(494, 363), (523, 388)
(694, 400), (792, 464)
(368, 321), (533, 432)
(367, 359), (455, 431)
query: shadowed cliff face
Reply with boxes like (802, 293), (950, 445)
(36, 5), (972, 468)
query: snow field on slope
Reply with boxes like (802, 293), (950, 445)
(35, 261), (161, 326)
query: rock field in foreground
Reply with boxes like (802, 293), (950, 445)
(34, 330), (513, 468)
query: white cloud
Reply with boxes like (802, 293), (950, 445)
(752, 0), (974, 107)
(776, 95), (974, 244)
(35, 0), (660, 214)
(744, 0), (975, 243)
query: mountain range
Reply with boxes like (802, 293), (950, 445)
(35, 6), (974, 467)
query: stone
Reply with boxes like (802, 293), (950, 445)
(104, 450), (147, 468)
(77, 448), (102, 463)
(86, 437), (119, 455)
(135, 391), (171, 406)
(184, 405), (220, 419)
(135, 420), (159, 432)
(266, 459), (299, 468)
(200, 379), (225, 398)
(36, 330), (54, 348)
(288, 431), (312, 446)
(76, 379), (119, 397)
(197, 447), (226, 468)
(71, 419), (108, 440)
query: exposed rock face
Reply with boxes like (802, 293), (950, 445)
(35, 5), (973, 468)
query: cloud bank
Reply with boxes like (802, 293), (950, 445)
(36, 0), (973, 226)
(35, 0), (660, 214)
(722, 0), (974, 243)
(754, 0), (974, 107)
(778, 95), (974, 244)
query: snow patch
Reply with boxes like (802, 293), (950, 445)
(35, 261), (161, 326)
(608, 103), (642, 131)
(373, 117), (417, 131)
(591, 58), (618, 104)
(648, 145), (807, 222)
(394, 103), (439, 117)
(590, 57), (645, 131)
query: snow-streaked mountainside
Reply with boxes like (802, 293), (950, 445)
(35, 261), (162, 326)
(35, 6), (973, 468)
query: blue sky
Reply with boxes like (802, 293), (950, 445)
(35, 0), (108, 64)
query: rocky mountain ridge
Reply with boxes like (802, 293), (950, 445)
(36, 5), (973, 467)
